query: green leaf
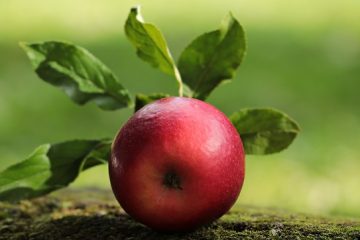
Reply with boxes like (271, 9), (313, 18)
(229, 108), (300, 155)
(125, 6), (184, 96)
(134, 93), (170, 112)
(20, 41), (132, 110)
(178, 12), (246, 100)
(0, 139), (111, 202)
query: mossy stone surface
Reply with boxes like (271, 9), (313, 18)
(0, 189), (359, 240)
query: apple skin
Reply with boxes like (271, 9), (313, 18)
(109, 97), (245, 232)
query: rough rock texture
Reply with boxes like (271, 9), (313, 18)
(0, 188), (359, 240)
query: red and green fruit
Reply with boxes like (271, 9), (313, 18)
(109, 97), (245, 231)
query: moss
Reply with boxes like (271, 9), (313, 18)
(0, 189), (359, 240)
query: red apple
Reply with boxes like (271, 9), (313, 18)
(109, 97), (245, 231)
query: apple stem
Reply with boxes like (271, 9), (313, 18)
(174, 67), (183, 97)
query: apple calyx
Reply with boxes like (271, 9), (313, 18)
(163, 171), (183, 190)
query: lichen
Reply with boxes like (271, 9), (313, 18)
(0, 189), (359, 240)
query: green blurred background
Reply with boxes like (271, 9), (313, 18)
(1, 0), (359, 217)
